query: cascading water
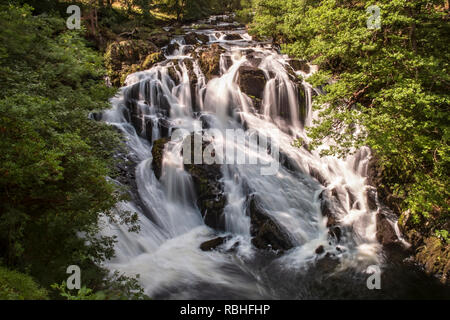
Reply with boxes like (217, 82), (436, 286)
(97, 17), (447, 299)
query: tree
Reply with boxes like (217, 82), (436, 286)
(249, 0), (449, 230)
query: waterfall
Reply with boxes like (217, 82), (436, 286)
(99, 17), (382, 299)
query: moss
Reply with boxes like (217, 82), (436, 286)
(104, 39), (161, 86)
(142, 52), (164, 70)
(151, 138), (169, 180)
(0, 266), (48, 300)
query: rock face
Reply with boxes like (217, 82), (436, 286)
(237, 66), (267, 112)
(184, 134), (226, 230)
(399, 210), (449, 284)
(376, 212), (400, 247)
(247, 195), (294, 252)
(151, 134), (227, 230)
(151, 138), (169, 180)
(197, 44), (225, 80)
(105, 40), (164, 86)
(319, 190), (342, 242)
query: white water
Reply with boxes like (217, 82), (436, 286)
(99, 19), (381, 299)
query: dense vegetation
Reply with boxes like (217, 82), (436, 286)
(245, 0), (449, 242)
(0, 0), (246, 300)
(0, 2), (144, 299)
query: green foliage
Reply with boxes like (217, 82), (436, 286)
(0, 3), (140, 296)
(249, 0), (449, 229)
(51, 271), (149, 300)
(0, 266), (48, 300)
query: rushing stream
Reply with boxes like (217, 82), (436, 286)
(98, 16), (449, 299)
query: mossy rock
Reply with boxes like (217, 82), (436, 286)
(105, 39), (162, 86)
(237, 66), (267, 112)
(197, 44), (225, 81)
(151, 138), (169, 180)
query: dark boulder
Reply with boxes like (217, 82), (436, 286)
(366, 187), (378, 211)
(183, 134), (227, 230)
(184, 33), (199, 45)
(315, 245), (325, 255)
(166, 42), (180, 55)
(197, 44), (226, 80)
(237, 66), (267, 100)
(376, 212), (399, 247)
(200, 236), (230, 252)
(247, 195), (294, 252)
(151, 138), (169, 180)
(224, 33), (243, 41)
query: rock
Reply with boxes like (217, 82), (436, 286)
(315, 253), (340, 273)
(366, 187), (378, 211)
(151, 138), (169, 180)
(166, 42), (180, 55)
(196, 33), (210, 44)
(105, 40), (163, 87)
(246, 52), (262, 68)
(197, 44), (225, 80)
(167, 64), (181, 86)
(315, 245), (325, 254)
(145, 118), (155, 142)
(287, 59), (310, 73)
(329, 226), (342, 242)
(184, 33), (199, 45)
(224, 33), (243, 41)
(415, 237), (450, 284)
(237, 66), (267, 99)
(376, 212), (399, 247)
(142, 52), (164, 70)
(183, 134), (226, 230)
(200, 237), (230, 251)
(398, 209), (450, 284)
(247, 195), (294, 252)
(319, 190), (338, 227)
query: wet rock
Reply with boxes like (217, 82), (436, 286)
(145, 118), (154, 142)
(200, 236), (230, 252)
(197, 44), (226, 80)
(196, 33), (210, 44)
(246, 52), (262, 68)
(329, 226), (342, 242)
(90, 112), (102, 122)
(398, 209), (449, 284)
(151, 138), (169, 180)
(158, 118), (172, 138)
(376, 212), (399, 247)
(287, 59), (310, 74)
(167, 64), (181, 86)
(184, 33), (199, 45)
(166, 42), (180, 55)
(247, 195), (294, 252)
(237, 66), (267, 104)
(366, 187), (378, 211)
(309, 167), (328, 186)
(183, 134), (226, 230)
(315, 252), (340, 273)
(105, 40), (163, 87)
(224, 33), (243, 41)
(315, 245), (325, 254)
(319, 190), (338, 228)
